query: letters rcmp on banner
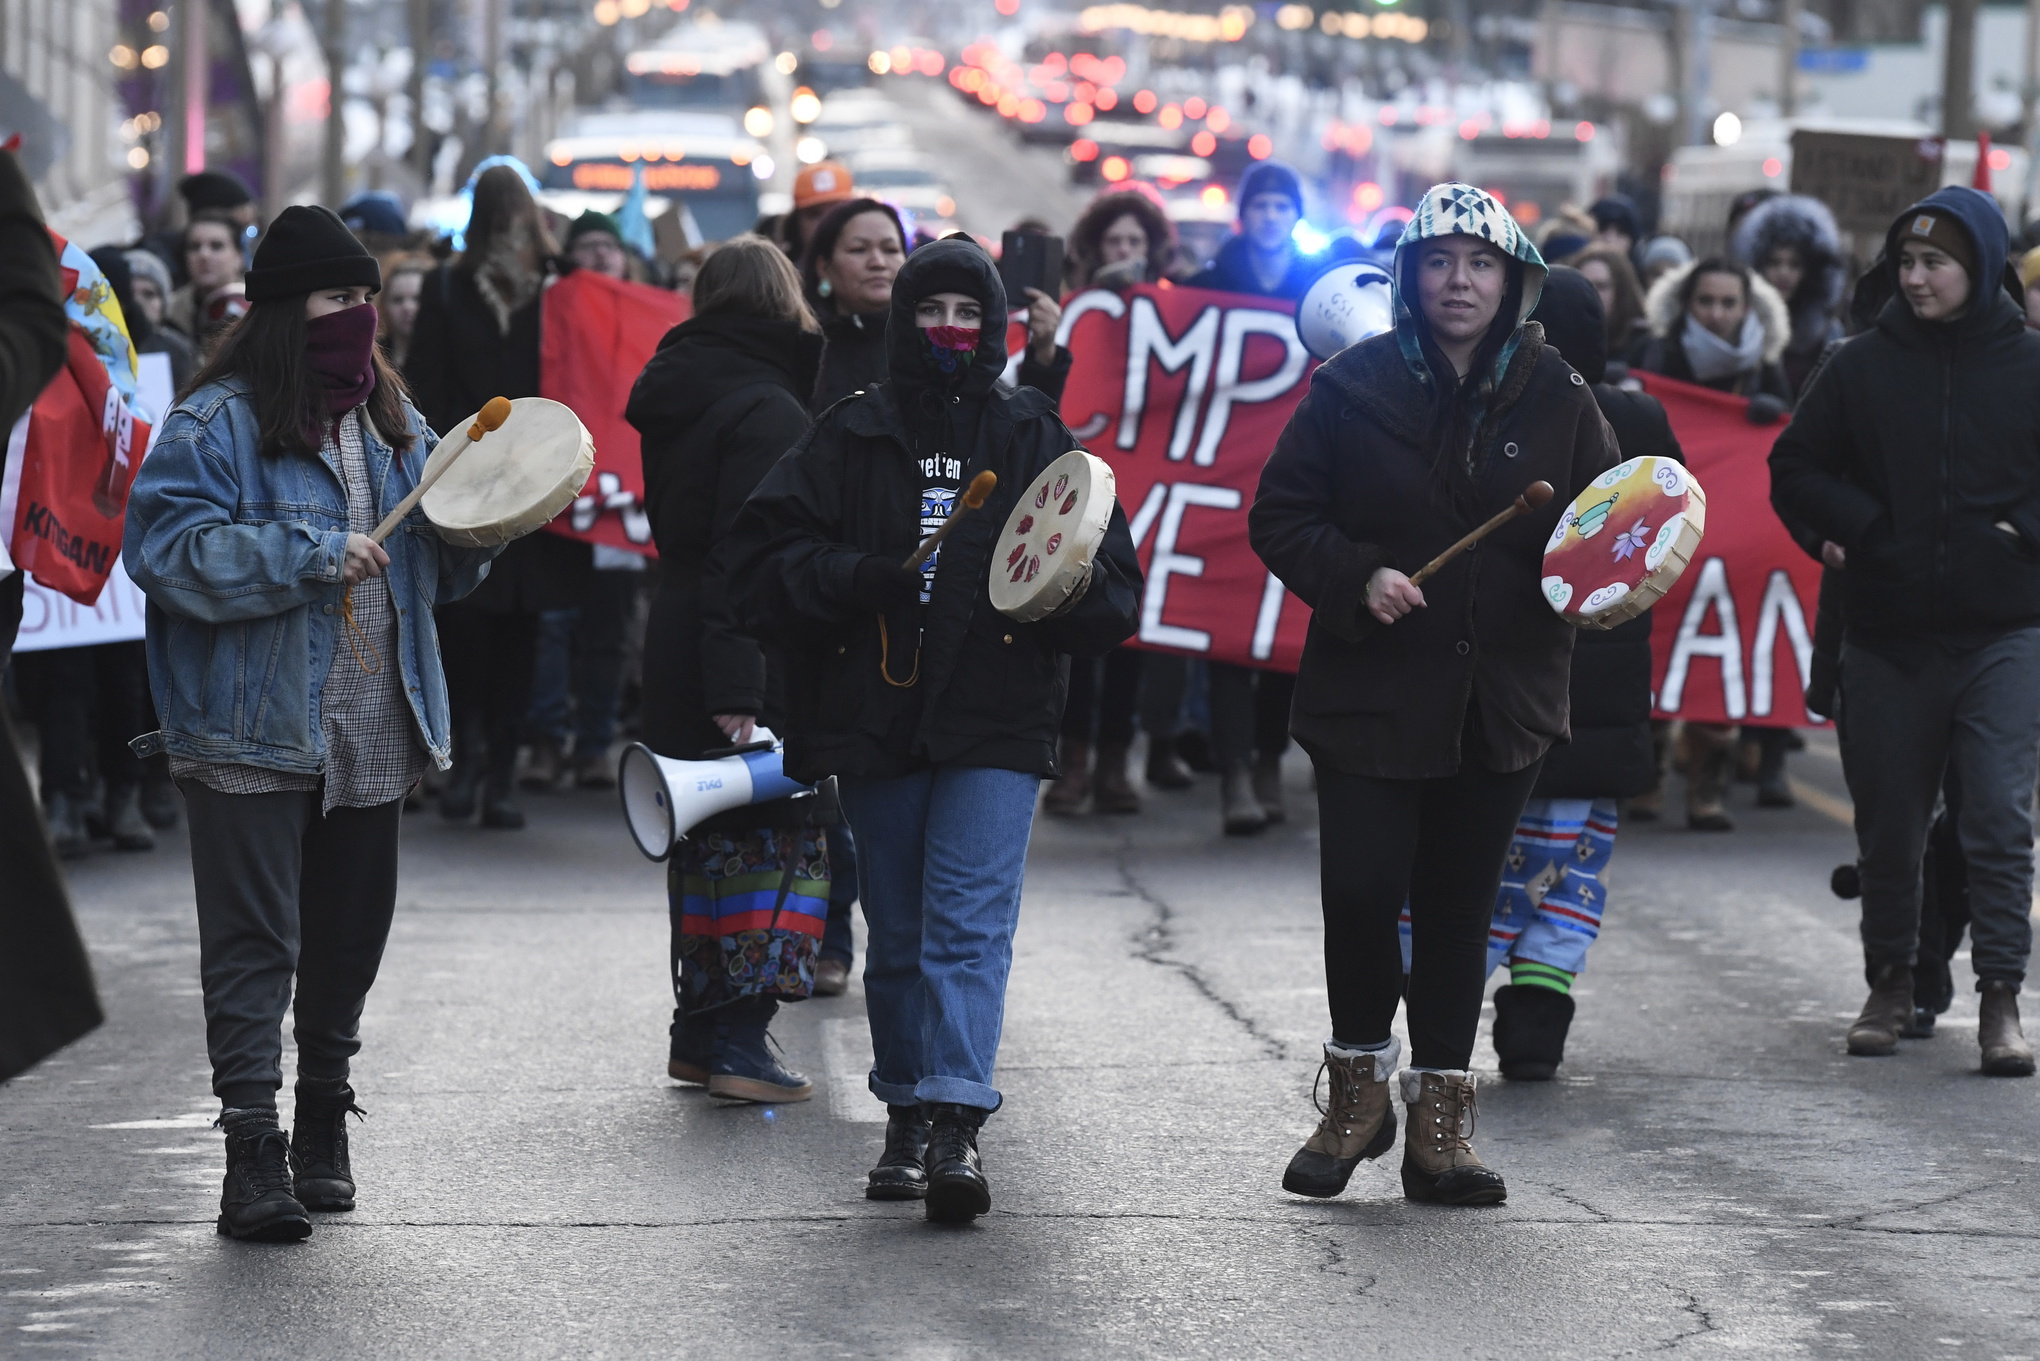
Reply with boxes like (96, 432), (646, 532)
(1050, 282), (1315, 670)
(1046, 286), (1823, 728)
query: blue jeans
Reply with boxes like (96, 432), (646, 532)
(838, 766), (1041, 1112)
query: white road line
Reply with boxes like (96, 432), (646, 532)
(821, 1018), (887, 1123)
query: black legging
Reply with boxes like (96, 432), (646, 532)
(1060, 646), (1142, 745)
(1313, 756), (1541, 1069)
(1209, 662), (1294, 767)
(435, 603), (539, 783)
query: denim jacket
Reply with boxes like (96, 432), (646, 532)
(123, 377), (498, 773)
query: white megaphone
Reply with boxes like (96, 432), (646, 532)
(618, 728), (817, 861)
(1296, 261), (1395, 361)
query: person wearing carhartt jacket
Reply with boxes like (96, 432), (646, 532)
(1250, 184), (1617, 1205)
(726, 238), (1141, 1222)
(1769, 185), (2039, 1076)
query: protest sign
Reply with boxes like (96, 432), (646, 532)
(539, 268), (689, 556)
(1054, 283), (1316, 671)
(1634, 373), (1823, 728)
(1789, 130), (1944, 254)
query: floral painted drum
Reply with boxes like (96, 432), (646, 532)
(988, 449), (1118, 622)
(1541, 456), (1707, 630)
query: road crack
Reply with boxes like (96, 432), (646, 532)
(1117, 839), (1290, 1061)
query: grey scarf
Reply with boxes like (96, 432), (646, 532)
(1680, 311), (1764, 384)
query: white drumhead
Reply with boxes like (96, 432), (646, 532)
(989, 450), (1116, 622)
(420, 397), (596, 548)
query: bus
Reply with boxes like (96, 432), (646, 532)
(623, 19), (769, 111)
(542, 112), (767, 244)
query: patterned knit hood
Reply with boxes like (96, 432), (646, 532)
(1391, 183), (1547, 390)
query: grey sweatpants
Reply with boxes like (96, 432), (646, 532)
(181, 782), (403, 1109)
(1839, 628), (2040, 985)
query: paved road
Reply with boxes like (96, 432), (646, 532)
(4, 734), (2037, 1358)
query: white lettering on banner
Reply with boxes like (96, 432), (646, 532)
(1118, 297), (1219, 460)
(1191, 309), (1311, 467)
(1660, 557), (1748, 719)
(1750, 568), (1816, 719)
(1126, 480), (1167, 551)
(1142, 482), (1240, 651)
(1251, 571), (1287, 661)
(12, 557), (151, 652)
(1053, 289), (1127, 441)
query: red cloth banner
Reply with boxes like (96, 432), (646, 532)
(1046, 291), (1822, 727)
(2, 327), (151, 606)
(539, 269), (689, 556)
(1634, 372), (1823, 728)
(1054, 283), (1317, 671)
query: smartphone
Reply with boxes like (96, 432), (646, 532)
(1000, 230), (1065, 307)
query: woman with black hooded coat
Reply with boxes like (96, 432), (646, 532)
(1732, 193), (1846, 398)
(626, 236), (830, 1102)
(1250, 184), (1617, 1208)
(725, 238), (1142, 1223)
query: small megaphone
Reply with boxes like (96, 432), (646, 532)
(618, 728), (819, 861)
(1297, 261), (1395, 361)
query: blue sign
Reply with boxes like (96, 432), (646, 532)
(1798, 48), (1869, 74)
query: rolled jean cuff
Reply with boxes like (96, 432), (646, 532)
(1977, 971), (2027, 989)
(914, 1075), (1002, 1113)
(868, 1072), (920, 1107)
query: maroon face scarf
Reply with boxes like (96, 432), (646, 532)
(305, 302), (380, 414)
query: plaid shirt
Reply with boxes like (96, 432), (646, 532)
(171, 409), (427, 810)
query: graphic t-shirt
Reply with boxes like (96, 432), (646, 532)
(916, 452), (963, 603)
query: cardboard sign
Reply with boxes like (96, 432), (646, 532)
(1789, 130), (1944, 245)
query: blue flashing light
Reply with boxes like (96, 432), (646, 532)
(1292, 220), (1332, 255)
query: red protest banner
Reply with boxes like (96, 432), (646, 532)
(1635, 372), (1823, 728)
(539, 268), (689, 556)
(2, 328), (151, 606)
(1054, 283), (1316, 670)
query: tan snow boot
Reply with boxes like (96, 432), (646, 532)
(1979, 981), (2037, 1076)
(1680, 723), (1735, 831)
(1846, 963), (1913, 1056)
(1398, 1069), (1506, 1205)
(1043, 739), (1091, 815)
(1281, 1038), (1399, 1199)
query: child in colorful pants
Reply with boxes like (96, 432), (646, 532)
(1401, 797), (1618, 1078)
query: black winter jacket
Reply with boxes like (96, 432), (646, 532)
(1530, 266), (1678, 799)
(628, 312), (822, 760)
(1769, 186), (2040, 650)
(1249, 325), (1619, 780)
(727, 241), (1142, 782)
(1187, 232), (1362, 301)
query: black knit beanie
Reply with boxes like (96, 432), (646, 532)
(1237, 161), (1304, 217)
(244, 205), (381, 302)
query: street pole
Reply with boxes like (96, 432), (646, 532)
(1778, 0), (1801, 119)
(181, 0), (208, 175)
(321, 0), (346, 205)
(1674, 0), (1714, 147)
(408, 0), (432, 185)
(2024, 0), (2040, 224)
(1944, 0), (1979, 139)
(483, 0), (504, 158)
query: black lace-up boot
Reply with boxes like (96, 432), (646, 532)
(217, 1109), (312, 1241)
(867, 1105), (932, 1200)
(921, 1103), (991, 1223)
(290, 1080), (366, 1211)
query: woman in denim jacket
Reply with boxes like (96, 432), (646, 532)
(123, 206), (498, 1243)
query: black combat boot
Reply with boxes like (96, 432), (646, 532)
(867, 1104), (933, 1201)
(217, 1109), (312, 1242)
(921, 1103), (991, 1223)
(290, 1080), (366, 1211)
(1491, 985), (1577, 1081)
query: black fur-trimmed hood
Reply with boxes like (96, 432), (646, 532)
(1731, 193), (1845, 353)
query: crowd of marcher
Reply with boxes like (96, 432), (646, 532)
(5, 128), (2036, 1245)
